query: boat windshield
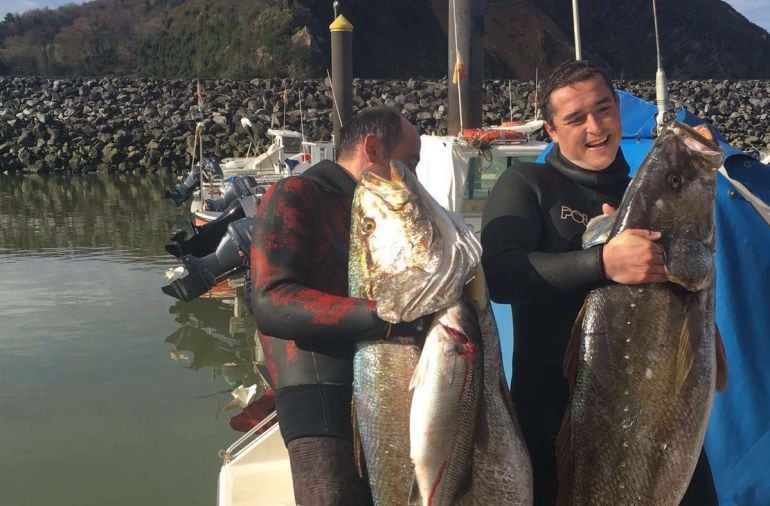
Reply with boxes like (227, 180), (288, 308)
(462, 154), (539, 213)
(283, 137), (302, 154)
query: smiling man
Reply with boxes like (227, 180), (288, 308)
(480, 59), (717, 505)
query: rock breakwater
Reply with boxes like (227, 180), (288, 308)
(0, 77), (768, 174)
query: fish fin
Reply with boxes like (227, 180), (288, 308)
(563, 301), (586, 390)
(351, 398), (367, 479)
(407, 474), (422, 506)
(555, 405), (574, 506)
(715, 326), (728, 392)
(408, 354), (429, 391)
(675, 301), (701, 390)
(582, 211), (615, 249)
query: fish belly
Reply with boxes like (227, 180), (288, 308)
(354, 339), (421, 505)
(569, 284), (715, 505)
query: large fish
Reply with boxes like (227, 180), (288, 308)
(349, 160), (481, 505)
(349, 161), (532, 505)
(409, 271), (535, 506)
(558, 121), (728, 505)
(455, 267), (534, 506)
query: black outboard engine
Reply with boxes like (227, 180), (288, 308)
(165, 176), (263, 259)
(162, 217), (253, 302)
(165, 199), (247, 258)
(164, 158), (223, 206)
(205, 175), (264, 213)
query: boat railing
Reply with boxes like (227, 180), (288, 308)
(218, 410), (279, 464)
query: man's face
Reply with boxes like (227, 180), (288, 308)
(544, 76), (621, 172)
(368, 118), (421, 179)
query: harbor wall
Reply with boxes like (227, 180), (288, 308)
(0, 77), (768, 174)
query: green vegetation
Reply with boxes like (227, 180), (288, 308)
(0, 0), (327, 78)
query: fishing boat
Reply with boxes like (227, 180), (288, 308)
(191, 125), (335, 226)
(163, 120), (335, 301)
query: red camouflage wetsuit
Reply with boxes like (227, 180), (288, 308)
(250, 160), (387, 505)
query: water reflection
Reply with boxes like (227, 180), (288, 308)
(0, 172), (262, 505)
(0, 172), (188, 260)
(165, 294), (268, 416)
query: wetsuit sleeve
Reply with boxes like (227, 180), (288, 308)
(250, 178), (387, 341)
(481, 167), (605, 304)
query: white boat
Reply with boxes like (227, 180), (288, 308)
(215, 130), (548, 506)
(191, 125), (335, 222)
(218, 413), (295, 506)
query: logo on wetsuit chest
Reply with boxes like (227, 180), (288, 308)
(560, 205), (589, 226)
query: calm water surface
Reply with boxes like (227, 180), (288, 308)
(0, 174), (264, 506)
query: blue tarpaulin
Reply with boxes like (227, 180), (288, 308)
(494, 90), (770, 505)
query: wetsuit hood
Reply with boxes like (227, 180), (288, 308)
(546, 144), (630, 190)
(302, 160), (358, 196)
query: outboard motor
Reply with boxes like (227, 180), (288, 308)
(162, 217), (253, 302)
(165, 177), (263, 259)
(164, 158), (223, 206)
(166, 199), (247, 258)
(205, 175), (264, 212)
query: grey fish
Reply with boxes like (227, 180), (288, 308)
(558, 121), (728, 505)
(454, 267), (533, 506)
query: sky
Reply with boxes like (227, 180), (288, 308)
(0, 0), (769, 34)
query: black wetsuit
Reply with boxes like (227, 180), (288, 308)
(481, 146), (717, 505)
(250, 160), (388, 506)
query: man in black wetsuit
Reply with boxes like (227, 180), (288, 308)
(250, 106), (424, 505)
(481, 59), (718, 505)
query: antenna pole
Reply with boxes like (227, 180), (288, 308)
(572, 0), (582, 60)
(652, 0), (669, 132)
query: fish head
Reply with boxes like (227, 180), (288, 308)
(614, 121), (723, 244)
(350, 160), (482, 323)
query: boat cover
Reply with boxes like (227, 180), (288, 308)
(495, 90), (770, 505)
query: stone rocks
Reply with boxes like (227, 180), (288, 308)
(0, 76), (769, 174)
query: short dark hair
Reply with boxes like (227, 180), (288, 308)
(539, 59), (615, 123)
(336, 106), (404, 159)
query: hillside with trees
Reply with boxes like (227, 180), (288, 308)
(1, 0), (769, 79)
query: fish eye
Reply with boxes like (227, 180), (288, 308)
(362, 217), (376, 234)
(667, 173), (683, 190)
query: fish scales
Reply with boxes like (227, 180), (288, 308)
(569, 285), (715, 504)
(457, 271), (533, 506)
(559, 121), (725, 505)
(354, 340), (421, 504)
(350, 161), (532, 505)
(349, 161), (482, 505)
(409, 299), (483, 506)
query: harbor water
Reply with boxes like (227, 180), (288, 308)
(0, 173), (263, 506)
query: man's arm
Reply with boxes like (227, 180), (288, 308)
(481, 168), (607, 304)
(250, 177), (387, 342)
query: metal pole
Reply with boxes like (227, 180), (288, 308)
(330, 13), (353, 139)
(448, 0), (484, 136)
(572, 0), (582, 60)
(652, 0), (669, 131)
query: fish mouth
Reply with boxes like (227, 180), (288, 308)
(585, 135), (610, 149)
(670, 122), (723, 170)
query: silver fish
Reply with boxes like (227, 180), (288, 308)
(350, 161), (532, 505)
(349, 161), (481, 505)
(409, 299), (483, 506)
